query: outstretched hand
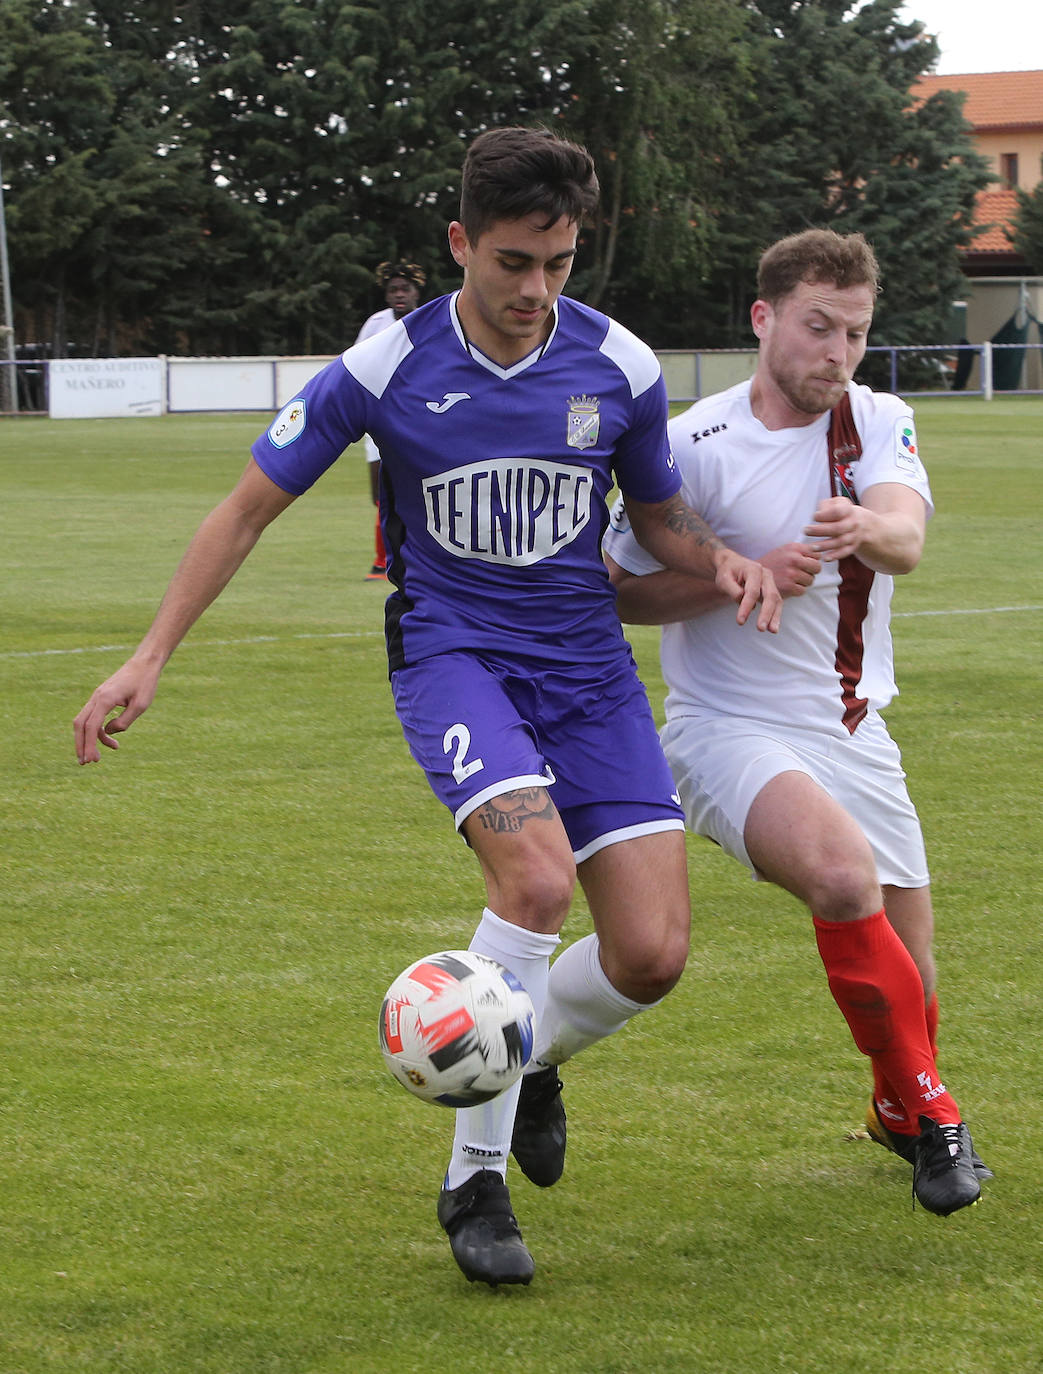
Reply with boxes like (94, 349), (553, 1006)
(73, 658), (161, 764)
(712, 551), (782, 632)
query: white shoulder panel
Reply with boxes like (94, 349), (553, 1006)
(340, 321), (414, 399)
(599, 317), (662, 399)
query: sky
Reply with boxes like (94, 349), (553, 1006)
(897, 1), (1043, 74)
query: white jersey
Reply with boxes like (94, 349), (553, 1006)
(355, 307), (398, 344)
(355, 310), (401, 462)
(603, 379), (933, 736)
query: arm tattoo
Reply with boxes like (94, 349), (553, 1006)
(474, 787), (556, 834)
(662, 496), (724, 550)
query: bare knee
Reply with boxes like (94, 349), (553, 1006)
(480, 850), (576, 933)
(802, 855), (880, 922)
(512, 861), (576, 932)
(465, 797), (576, 933)
(601, 922), (690, 1004)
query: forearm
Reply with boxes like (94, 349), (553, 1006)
(74, 460), (296, 764)
(807, 488), (926, 575)
(133, 498), (269, 666)
(853, 508), (924, 574)
(624, 492), (726, 580)
(612, 565), (730, 625)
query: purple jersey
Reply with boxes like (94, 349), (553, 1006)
(252, 293), (680, 671)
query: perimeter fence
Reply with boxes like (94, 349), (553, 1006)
(1, 340), (1041, 417)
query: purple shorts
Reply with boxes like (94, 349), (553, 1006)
(391, 648), (684, 862)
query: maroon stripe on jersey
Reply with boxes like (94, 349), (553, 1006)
(827, 394), (874, 734)
(835, 555), (874, 733)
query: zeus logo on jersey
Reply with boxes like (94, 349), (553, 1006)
(424, 458), (593, 566)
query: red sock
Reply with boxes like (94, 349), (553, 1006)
(872, 990), (943, 1135)
(374, 512), (386, 568)
(814, 911), (960, 1127)
(926, 991), (939, 1058)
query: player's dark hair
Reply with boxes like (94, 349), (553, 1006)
(757, 229), (880, 304)
(459, 126), (600, 243)
(376, 260), (425, 288)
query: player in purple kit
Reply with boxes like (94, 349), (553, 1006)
(73, 126), (781, 1287)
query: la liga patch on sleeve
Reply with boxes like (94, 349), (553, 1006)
(893, 417), (926, 479)
(268, 398), (307, 448)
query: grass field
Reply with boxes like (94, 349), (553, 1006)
(2, 397), (1041, 1372)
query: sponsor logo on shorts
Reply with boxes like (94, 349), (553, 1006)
(423, 458), (593, 565)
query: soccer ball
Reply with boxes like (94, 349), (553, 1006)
(378, 950), (535, 1107)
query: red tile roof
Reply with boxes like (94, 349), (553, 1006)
(912, 70), (1043, 131)
(966, 189), (1019, 256)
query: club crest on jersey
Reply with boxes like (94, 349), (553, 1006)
(832, 460), (857, 501)
(831, 441), (859, 502)
(566, 394), (600, 450)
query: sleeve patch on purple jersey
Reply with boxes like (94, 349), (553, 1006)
(268, 398), (307, 449)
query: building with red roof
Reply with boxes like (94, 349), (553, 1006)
(913, 70), (1043, 275)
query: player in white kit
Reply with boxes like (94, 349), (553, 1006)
(73, 127), (782, 1287)
(604, 228), (988, 1218)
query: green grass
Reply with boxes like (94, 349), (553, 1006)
(1, 397), (1041, 1372)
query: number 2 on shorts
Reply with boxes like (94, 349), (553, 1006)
(443, 723), (485, 784)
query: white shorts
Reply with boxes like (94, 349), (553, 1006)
(364, 435), (380, 465)
(660, 709), (929, 888)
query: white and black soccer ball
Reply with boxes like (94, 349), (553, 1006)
(378, 950), (535, 1107)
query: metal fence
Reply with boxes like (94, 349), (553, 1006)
(1, 340), (1042, 416)
(657, 341), (1043, 405)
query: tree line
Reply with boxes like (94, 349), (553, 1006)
(0, 0), (1010, 359)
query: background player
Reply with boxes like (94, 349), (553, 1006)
(73, 126), (780, 1288)
(604, 227), (988, 1218)
(354, 259), (425, 578)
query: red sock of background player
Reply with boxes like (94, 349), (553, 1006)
(814, 911), (961, 1126)
(872, 990), (943, 1137)
(374, 514), (386, 569)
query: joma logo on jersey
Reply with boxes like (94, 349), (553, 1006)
(424, 458), (593, 566)
(566, 395), (600, 450)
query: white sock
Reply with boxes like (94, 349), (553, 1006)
(445, 910), (560, 1190)
(535, 932), (658, 1065)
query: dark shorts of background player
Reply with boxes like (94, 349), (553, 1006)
(392, 647), (685, 863)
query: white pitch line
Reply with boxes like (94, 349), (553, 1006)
(893, 605), (1042, 618)
(0, 629), (384, 660)
(2, 606), (1040, 661)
